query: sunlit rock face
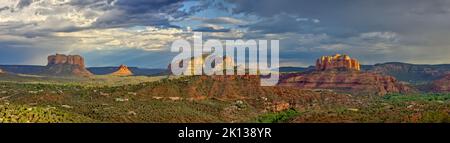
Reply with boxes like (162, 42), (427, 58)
(110, 64), (134, 76)
(316, 54), (361, 71)
(169, 54), (235, 75)
(278, 54), (413, 96)
(48, 54), (86, 68)
(278, 71), (413, 96)
(45, 54), (93, 77)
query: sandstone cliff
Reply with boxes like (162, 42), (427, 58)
(137, 75), (353, 104)
(316, 54), (360, 71)
(431, 74), (450, 92)
(168, 54), (235, 75)
(278, 71), (413, 96)
(280, 54), (412, 96)
(44, 54), (93, 77)
(110, 65), (133, 76)
(48, 54), (86, 68)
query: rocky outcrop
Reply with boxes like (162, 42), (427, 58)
(431, 74), (450, 92)
(48, 54), (86, 68)
(316, 54), (360, 71)
(169, 54), (235, 75)
(137, 75), (353, 103)
(110, 65), (133, 76)
(0, 68), (4, 74)
(280, 55), (412, 96)
(278, 71), (413, 96)
(44, 54), (93, 77)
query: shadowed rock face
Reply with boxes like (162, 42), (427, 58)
(45, 54), (92, 77)
(432, 74), (450, 92)
(110, 65), (133, 76)
(278, 71), (413, 96)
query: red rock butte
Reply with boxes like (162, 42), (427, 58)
(47, 53), (86, 68)
(46, 53), (93, 76)
(316, 54), (361, 71)
(110, 64), (134, 76)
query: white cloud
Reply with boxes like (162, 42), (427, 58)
(54, 26), (187, 51)
(359, 32), (398, 41)
(312, 19), (320, 23)
(315, 43), (349, 51)
(0, 0), (106, 28)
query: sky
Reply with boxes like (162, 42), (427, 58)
(1, 0), (450, 68)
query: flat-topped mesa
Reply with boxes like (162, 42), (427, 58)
(48, 54), (86, 68)
(316, 54), (361, 71)
(45, 53), (92, 76)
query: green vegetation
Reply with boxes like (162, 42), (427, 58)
(0, 104), (94, 123)
(383, 93), (450, 102)
(290, 93), (450, 123)
(256, 109), (300, 123)
(0, 75), (449, 123)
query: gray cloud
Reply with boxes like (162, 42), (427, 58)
(243, 13), (320, 34)
(227, 0), (450, 35)
(2, 0), (450, 67)
(194, 27), (231, 32)
(223, 0), (450, 65)
(15, 0), (33, 9)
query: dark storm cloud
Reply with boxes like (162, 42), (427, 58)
(243, 13), (320, 34)
(227, 0), (450, 36)
(222, 0), (450, 65)
(85, 0), (190, 28)
(114, 0), (184, 14)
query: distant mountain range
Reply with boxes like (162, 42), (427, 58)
(2, 62), (450, 83)
(281, 62), (450, 84)
(0, 65), (167, 76)
(362, 62), (450, 84)
(279, 67), (314, 73)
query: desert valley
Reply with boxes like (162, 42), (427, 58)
(0, 53), (449, 123)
